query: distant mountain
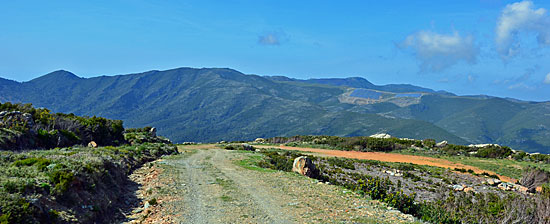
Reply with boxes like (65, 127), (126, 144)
(266, 76), (438, 93)
(1, 67), (549, 153)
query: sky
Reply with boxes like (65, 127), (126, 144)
(1, 0), (550, 101)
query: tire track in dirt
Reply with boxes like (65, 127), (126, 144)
(256, 145), (516, 183)
(211, 149), (293, 224)
(180, 151), (210, 223)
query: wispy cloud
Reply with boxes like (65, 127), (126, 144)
(400, 31), (478, 72)
(499, 66), (539, 90)
(544, 72), (550, 84)
(496, 1), (550, 59)
(258, 31), (287, 46)
(468, 74), (477, 83)
(508, 82), (535, 90)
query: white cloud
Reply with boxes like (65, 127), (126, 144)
(258, 34), (280, 45)
(401, 31), (478, 72)
(544, 72), (550, 84)
(258, 31), (287, 46)
(496, 1), (550, 58)
(508, 82), (535, 90)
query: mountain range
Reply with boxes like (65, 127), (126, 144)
(1, 67), (549, 153)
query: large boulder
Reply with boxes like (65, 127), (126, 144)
(292, 156), (318, 178)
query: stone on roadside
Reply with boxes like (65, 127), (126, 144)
(292, 156), (319, 178)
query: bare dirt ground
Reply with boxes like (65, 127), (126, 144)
(255, 145), (516, 183)
(124, 145), (419, 223)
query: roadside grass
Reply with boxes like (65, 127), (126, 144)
(220, 195), (233, 202)
(233, 153), (277, 173)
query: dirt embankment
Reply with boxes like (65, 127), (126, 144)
(256, 145), (516, 183)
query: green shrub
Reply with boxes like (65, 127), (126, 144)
(12, 157), (52, 171)
(47, 169), (75, 194)
(476, 146), (512, 159)
(0, 197), (35, 224)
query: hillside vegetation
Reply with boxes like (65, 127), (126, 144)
(267, 135), (550, 179)
(1, 102), (124, 150)
(0, 104), (177, 223)
(1, 67), (549, 153)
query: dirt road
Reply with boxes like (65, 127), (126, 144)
(125, 146), (417, 223)
(255, 145), (515, 183)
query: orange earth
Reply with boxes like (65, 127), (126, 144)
(255, 144), (516, 183)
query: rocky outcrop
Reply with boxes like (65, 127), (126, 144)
(370, 133), (391, 139)
(468, 143), (500, 148)
(435, 141), (448, 147)
(292, 156), (318, 178)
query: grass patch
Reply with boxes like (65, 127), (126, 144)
(234, 154), (277, 173)
(220, 195), (233, 202)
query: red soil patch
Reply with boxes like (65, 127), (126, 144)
(256, 145), (516, 183)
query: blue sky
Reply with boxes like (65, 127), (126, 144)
(1, 0), (550, 101)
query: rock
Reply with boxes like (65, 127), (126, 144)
(463, 187), (475, 193)
(149, 127), (157, 137)
(292, 156), (318, 178)
(468, 143), (500, 148)
(452, 185), (465, 191)
(435, 141), (448, 147)
(515, 185), (529, 193)
(88, 141), (98, 148)
(486, 178), (501, 186)
(498, 183), (513, 191)
(370, 133), (391, 139)
(254, 138), (265, 143)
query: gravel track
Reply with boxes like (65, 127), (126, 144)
(126, 145), (418, 223)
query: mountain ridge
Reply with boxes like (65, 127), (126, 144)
(1, 67), (549, 153)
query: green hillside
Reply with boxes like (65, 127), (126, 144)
(0, 68), (465, 145)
